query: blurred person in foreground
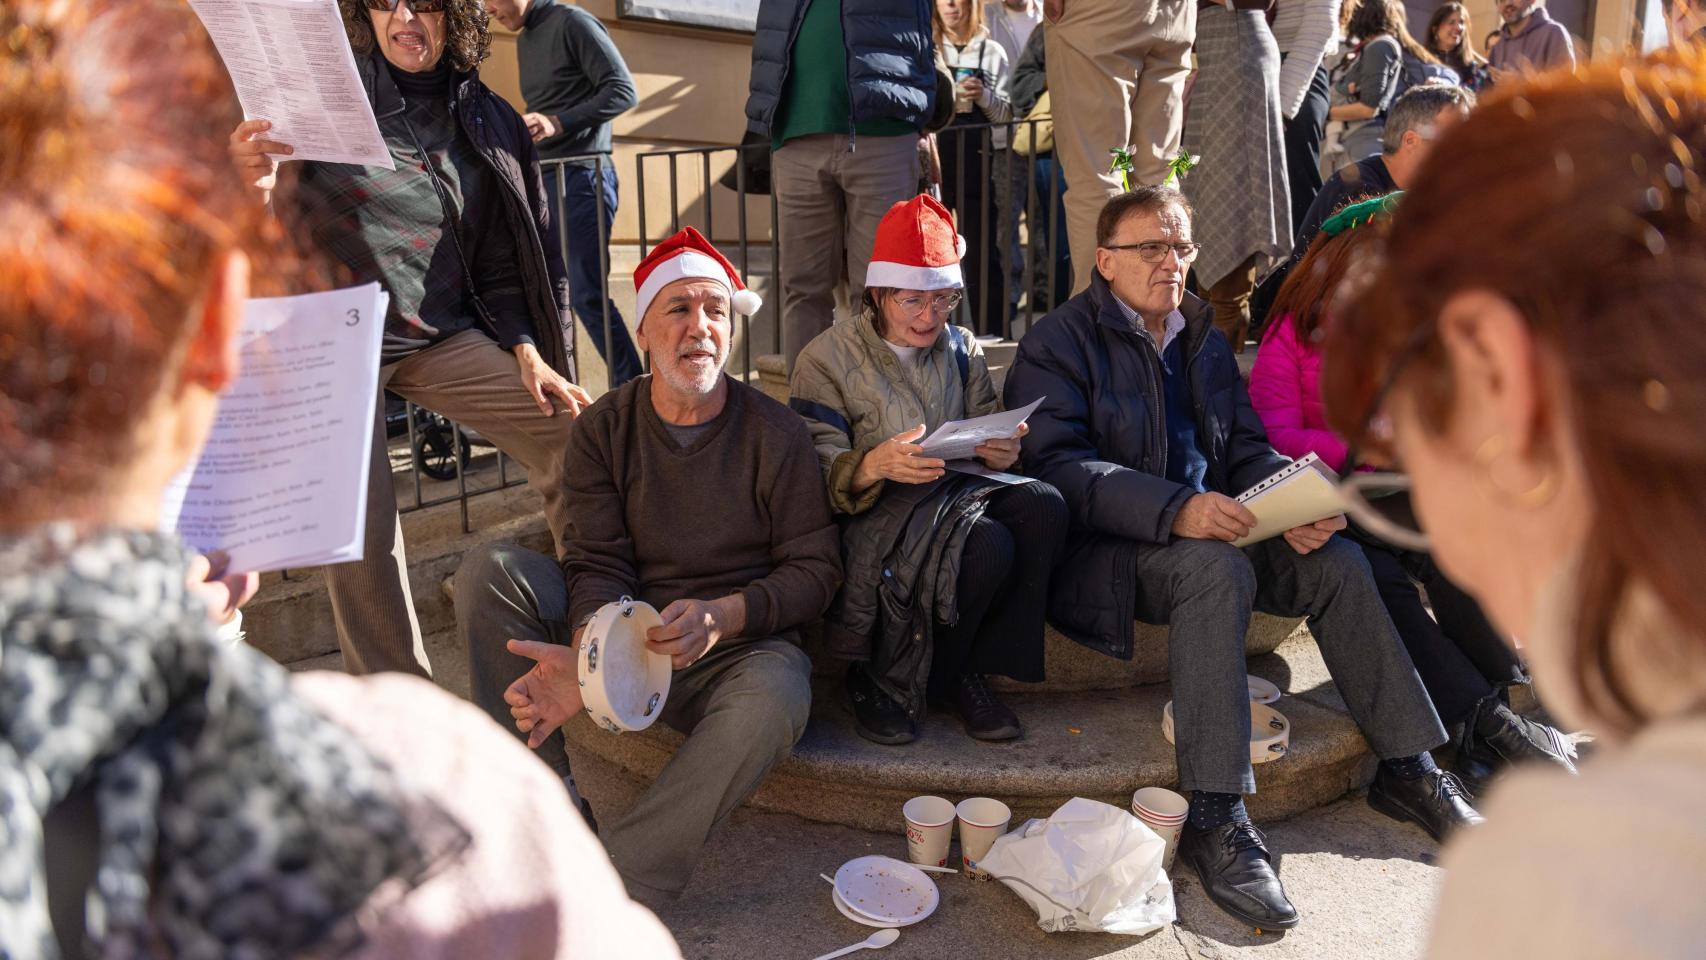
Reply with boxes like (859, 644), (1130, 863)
(1319, 53), (1706, 957)
(1252, 194), (1578, 794)
(230, 0), (593, 679)
(0, 1), (678, 956)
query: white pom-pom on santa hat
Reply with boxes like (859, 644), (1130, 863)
(864, 194), (967, 291)
(731, 289), (762, 317)
(633, 226), (764, 320)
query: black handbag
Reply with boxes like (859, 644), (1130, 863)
(718, 129), (773, 195)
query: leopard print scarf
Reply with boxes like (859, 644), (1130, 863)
(0, 527), (471, 959)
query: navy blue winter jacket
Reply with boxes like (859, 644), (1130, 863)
(1002, 275), (1292, 657)
(744, 0), (937, 136)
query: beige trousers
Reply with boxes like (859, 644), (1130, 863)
(1046, 0), (1196, 293)
(325, 329), (574, 676)
(772, 132), (922, 371)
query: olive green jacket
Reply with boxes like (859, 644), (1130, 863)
(788, 313), (999, 515)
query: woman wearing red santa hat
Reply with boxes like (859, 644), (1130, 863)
(791, 195), (1066, 745)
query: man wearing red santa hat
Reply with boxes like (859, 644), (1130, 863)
(455, 228), (843, 905)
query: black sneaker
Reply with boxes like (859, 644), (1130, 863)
(1457, 693), (1578, 794)
(845, 665), (918, 745)
(1178, 819), (1300, 930)
(954, 673), (1024, 741)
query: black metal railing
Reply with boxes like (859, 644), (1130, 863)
(385, 125), (1070, 530)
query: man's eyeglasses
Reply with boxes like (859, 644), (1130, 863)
(367, 0), (446, 13)
(1101, 240), (1203, 264)
(894, 292), (963, 317)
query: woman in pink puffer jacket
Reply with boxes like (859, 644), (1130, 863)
(1249, 194), (1581, 793)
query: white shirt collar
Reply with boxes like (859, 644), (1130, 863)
(1112, 295), (1187, 353)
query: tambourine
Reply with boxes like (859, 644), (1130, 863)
(1162, 699), (1291, 764)
(577, 596), (671, 734)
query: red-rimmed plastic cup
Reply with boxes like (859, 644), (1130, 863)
(955, 797), (1012, 879)
(1131, 787), (1190, 871)
(903, 795), (956, 867)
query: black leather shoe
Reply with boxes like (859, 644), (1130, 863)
(954, 673), (1024, 741)
(1457, 694), (1578, 794)
(1178, 820), (1300, 930)
(845, 665), (918, 745)
(1368, 766), (1484, 842)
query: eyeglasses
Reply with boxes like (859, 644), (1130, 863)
(894, 292), (963, 317)
(1101, 240), (1202, 264)
(1336, 320), (1440, 552)
(367, 0), (446, 13)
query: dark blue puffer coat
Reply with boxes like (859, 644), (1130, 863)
(1002, 274), (1293, 658)
(744, 0), (937, 137)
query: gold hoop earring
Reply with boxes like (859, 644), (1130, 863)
(1474, 434), (1558, 508)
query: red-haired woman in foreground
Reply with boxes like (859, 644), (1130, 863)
(1321, 53), (1706, 957)
(0, 1), (676, 956)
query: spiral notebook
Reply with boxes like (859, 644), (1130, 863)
(1231, 453), (1348, 548)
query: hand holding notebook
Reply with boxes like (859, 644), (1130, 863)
(1229, 454), (1348, 548)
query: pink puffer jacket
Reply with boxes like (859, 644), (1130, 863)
(1248, 313), (1349, 473)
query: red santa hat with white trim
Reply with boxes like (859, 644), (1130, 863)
(633, 226), (763, 323)
(863, 194), (966, 291)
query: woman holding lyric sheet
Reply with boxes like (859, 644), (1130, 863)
(0, 1), (677, 956)
(1250, 193), (1579, 794)
(227, 0), (590, 678)
(790, 195), (1066, 745)
(1318, 55), (1706, 957)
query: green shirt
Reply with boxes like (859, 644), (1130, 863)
(771, 0), (916, 150)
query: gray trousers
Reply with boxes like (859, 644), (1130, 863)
(457, 543), (813, 900)
(1132, 536), (1446, 795)
(772, 132), (922, 371)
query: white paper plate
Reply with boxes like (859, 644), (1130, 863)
(832, 887), (905, 928)
(833, 856), (939, 926)
(1247, 675), (1282, 704)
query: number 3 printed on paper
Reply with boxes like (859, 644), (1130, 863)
(346, 308), (361, 326)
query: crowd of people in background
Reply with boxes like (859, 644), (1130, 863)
(4, 0), (1706, 956)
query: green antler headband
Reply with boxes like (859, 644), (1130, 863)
(1320, 191), (1404, 238)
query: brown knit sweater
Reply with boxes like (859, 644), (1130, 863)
(560, 374), (843, 637)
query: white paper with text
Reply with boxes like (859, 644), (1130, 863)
(190, 0), (394, 168)
(162, 283), (386, 573)
(920, 397), (1044, 462)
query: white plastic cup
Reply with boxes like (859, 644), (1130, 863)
(904, 795), (956, 867)
(1131, 787), (1190, 871)
(955, 797), (1012, 879)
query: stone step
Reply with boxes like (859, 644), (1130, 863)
(564, 633), (1376, 833)
(800, 616), (1307, 694)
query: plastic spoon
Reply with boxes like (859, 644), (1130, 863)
(810, 928), (900, 960)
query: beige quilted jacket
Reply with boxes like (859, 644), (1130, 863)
(789, 313), (999, 515)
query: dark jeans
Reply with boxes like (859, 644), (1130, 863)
(1347, 533), (1526, 727)
(939, 118), (1010, 338)
(929, 481), (1068, 700)
(1027, 154), (1072, 312)
(543, 161), (644, 386)
(1130, 535), (1447, 795)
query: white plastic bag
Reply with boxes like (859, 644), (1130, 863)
(977, 797), (1176, 935)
